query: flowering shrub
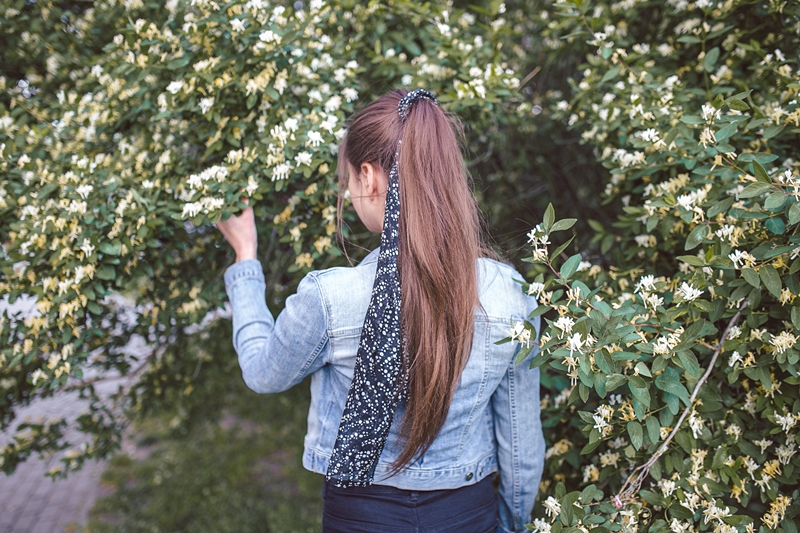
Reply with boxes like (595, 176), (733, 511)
(514, 0), (800, 531)
(0, 0), (519, 475)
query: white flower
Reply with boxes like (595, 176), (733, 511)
(182, 202), (202, 218)
(676, 282), (703, 302)
(644, 293), (664, 310)
(73, 265), (86, 284)
(80, 239), (95, 256)
(259, 30), (280, 43)
(530, 518), (552, 533)
(776, 443), (796, 465)
(527, 282), (545, 297)
(75, 184), (93, 199)
(566, 333), (585, 356)
(689, 409), (704, 438)
(552, 316), (574, 336)
(166, 80), (184, 94)
(199, 97), (215, 114)
(641, 128), (660, 143)
(728, 351), (743, 367)
(728, 249), (754, 269)
(245, 175), (258, 196)
(509, 321), (531, 347)
(307, 130), (324, 147)
(284, 118), (299, 132)
(658, 479), (677, 497)
(30, 369), (47, 385)
(543, 496), (561, 521)
(294, 151), (313, 168)
(701, 104), (720, 123)
(272, 162), (291, 181)
(308, 89), (323, 103)
(342, 87), (358, 103)
(324, 95), (342, 113)
(320, 115), (338, 133)
(771, 331), (797, 354)
(230, 19), (246, 32)
(635, 274), (657, 294)
(401, 74), (413, 86)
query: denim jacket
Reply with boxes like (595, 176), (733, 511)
(224, 249), (544, 533)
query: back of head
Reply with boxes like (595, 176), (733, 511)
(337, 89), (486, 472)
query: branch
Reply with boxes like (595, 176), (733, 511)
(613, 299), (748, 507)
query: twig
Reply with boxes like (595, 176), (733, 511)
(518, 66), (541, 89)
(613, 299), (748, 507)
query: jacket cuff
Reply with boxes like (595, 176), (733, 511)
(224, 259), (265, 291)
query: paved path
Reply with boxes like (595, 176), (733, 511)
(0, 393), (108, 533)
(0, 295), (140, 533)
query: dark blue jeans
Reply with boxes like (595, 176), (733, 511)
(322, 475), (498, 533)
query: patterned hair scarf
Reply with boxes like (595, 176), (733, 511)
(326, 89), (438, 487)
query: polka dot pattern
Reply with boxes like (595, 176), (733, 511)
(326, 154), (404, 488)
(397, 89), (437, 121)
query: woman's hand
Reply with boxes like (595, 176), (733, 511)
(216, 207), (257, 262)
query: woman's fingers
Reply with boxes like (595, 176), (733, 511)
(217, 206), (258, 262)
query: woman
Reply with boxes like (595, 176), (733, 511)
(217, 89), (544, 533)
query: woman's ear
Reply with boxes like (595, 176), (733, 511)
(359, 162), (386, 203)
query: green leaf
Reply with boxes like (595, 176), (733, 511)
(646, 416), (660, 444)
(738, 152), (779, 164)
(789, 202), (800, 225)
(684, 224), (708, 250)
(543, 203), (555, 232)
(628, 375), (650, 408)
(560, 254), (582, 280)
(703, 47), (720, 72)
(765, 217), (786, 235)
(707, 196), (734, 218)
(635, 362), (652, 377)
(679, 115), (704, 125)
(550, 236), (576, 262)
(738, 182), (771, 198)
(763, 124), (784, 139)
(677, 255), (705, 267)
(166, 55), (192, 70)
(792, 307), (800, 331)
(764, 193), (787, 210)
(96, 266), (116, 281)
(677, 350), (701, 377)
(87, 302), (102, 315)
(514, 343), (535, 364)
(600, 66), (621, 84)
(759, 265), (782, 297)
(559, 495), (574, 526)
(605, 374), (626, 391)
(752, 161), (771, 183)
(742, 268), (760, 288)
(98, 242), (122, 256)
(550, 218), (577, 232)
(627, 420), (643, 450)
(528, 305), (552, 319)
(655, 370), (690, 401)
(727, 99), (750, 111)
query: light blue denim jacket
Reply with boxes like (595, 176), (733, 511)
(224, 249), (544, 533)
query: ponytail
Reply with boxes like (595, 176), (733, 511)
(337, 89), (487, 472)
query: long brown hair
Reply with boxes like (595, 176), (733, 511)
(336, 89), (488, 471)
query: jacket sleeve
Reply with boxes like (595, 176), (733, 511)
(224, 259), (329, 394)
(492, 304), (545, 533)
